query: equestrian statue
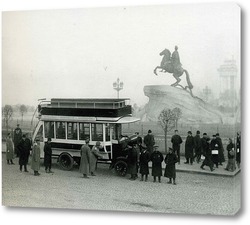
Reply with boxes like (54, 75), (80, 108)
(154, 46), (194, 97)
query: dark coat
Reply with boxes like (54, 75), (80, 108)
(236, 136), (241, 164)
(226, 143), (235, 159)
(164, 152), (178, 178)
(127, 146), (139, 175)
(150, 151), (163, 176)
(194, 134), (202, 155)
(13, 127), (22, 145)
(201, 137), (213, 167)
(171, 134), (183, 151)
(216, 137), (225, 163)
(44, 142), (52, 167)
(185, 135), (194, 158)
(144, 134), (155, 154)
(18, 138), (31, 165)
(210, 139), (220, 164)
(139, 150), (150, 175)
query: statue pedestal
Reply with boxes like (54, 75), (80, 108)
(143, 85), (223, 124)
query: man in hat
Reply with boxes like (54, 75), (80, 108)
(200, 133), (214, 171)
(79, 138), (91, 178)
(17, 134), (30, 172)
(164, 147), (178, 185)
(44, 137), (53, 173)
(150, 145), (164, 183)
(216, 133), (225, 165)
(171, 130), (183, 164)
(31, 138), (41, 176)
(6, 133), (15, 165)
(236, 132), (241, 168)
(211, 135), (220, 168)
(184, 131), (194, 165)
(144, 130), (155, 155)
(89, 141), (103, 176)
(127, 142), (139, 180)
(13, 124), (22, 157)
(193, 130), (202, 163)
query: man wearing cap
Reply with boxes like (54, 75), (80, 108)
(211, 135), (220, 168)
(79, 138), (91, 178)
(144, 130), (155, 155)
(150, 145), (164, 183)
(17, 134), (30, 172)
(89, 141), (103, 176)
(31, 138), (41, 176)
(184, 131), (194, 165)
(44, 137), (53, 173)
(13, 124), (22, 157)
(200, 133), (214, 171)
(164, 147), (178, 185)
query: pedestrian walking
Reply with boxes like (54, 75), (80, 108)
(200, 133), (214, 171)
(150, 145), (163, 183)
(31, 138), (41, 176)
(216, 133), (225, 165)
(211, 135), (220, 168)
(79, 138), (91, 178)
(184, 131), (194, 165)
(139, 148), (150, 181)
(164, 148), (178, 185)
(6, 133), (15, 165)
(17, 134), (30, 172)
(236, 132), (241, 168)
(90, 141), (103, 176)
(144, 130), (155, 155)
(44, 137), (53, 173)
(13, 124), (22, 157)
(193, 130), (202, 163)
(225, 138), (236, 172)
(171, 130), (183, 164)
(127, 143), (139, 180)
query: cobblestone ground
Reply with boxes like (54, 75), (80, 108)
(2, 153), (240, 216)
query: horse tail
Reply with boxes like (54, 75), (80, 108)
(184, 69), (193, 89)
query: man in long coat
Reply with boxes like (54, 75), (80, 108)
(144, 130), (155, 155)
(127, 143), (139, 180)
(210, 135), (220, 168)
(13, 124), (22, 157)
(184, 131), (194, 165)
(171, 130), (183, 164)
(200, 133), (214, 171)
(17, 134), (30, 172)
(193, 130), (202, 163)
(216, 133), (225, 165)
(6, 133), (15, 164)
(79, 138), (91, 178)
(44, 137), (53, 173)
(164, 148), (178, 185)
(236, 132), (241, 168)
(139, 148), (150, 181)
(31, 138), (41, 176)
(150, 145), (164, 183)
(89, 141), (103, 176)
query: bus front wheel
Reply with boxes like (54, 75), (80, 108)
(58, 153), (74, 170)
(114, 160), (128, 177)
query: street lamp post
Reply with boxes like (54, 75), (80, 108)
(113, 78), (123, 99)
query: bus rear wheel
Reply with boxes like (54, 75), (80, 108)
(58, 153), (74, 170)
(114, 160), (128, 176)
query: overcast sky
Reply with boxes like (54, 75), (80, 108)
(2, 2), (240, 107)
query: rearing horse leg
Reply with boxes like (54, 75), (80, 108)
(154, 66), (162, 76)
(171, 72), (182, 86)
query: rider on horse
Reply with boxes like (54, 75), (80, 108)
(171, 46), (182, 73)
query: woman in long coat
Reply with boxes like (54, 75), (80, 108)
(150, 146), (163, 183)
(31, 139), (41, 176)
(6, 133), (14, 164)
(164, 148), (178, 185)
(139, 148), (150, 181)
(185, 131), (194, 165)
(79, 139), (91, 178)
(225, 138), (236, 172)
(89, 141), (103, 176)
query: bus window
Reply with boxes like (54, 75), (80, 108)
(79, 123), (90, 140)
(105, 125), (110, 141)
(91, 123), (103, 141)
(112, 124), (121, 140)
(67, 122), (77, 140)
(44, 121), (54, 138)
(56, 122), (66, 139)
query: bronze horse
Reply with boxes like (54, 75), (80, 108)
(154, 49), (194, 94)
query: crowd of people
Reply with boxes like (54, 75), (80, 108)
(5, 124), (241, 184)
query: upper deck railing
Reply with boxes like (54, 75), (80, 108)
(39, 98), (130, 110)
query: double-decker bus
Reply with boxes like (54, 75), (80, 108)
(32, 98), (140, 176)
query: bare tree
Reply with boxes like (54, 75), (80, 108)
(172, 107), (182, 130)
(19, 104), (28, 122)
(158, 108), (176, 153)
(2, 105), (13, 133)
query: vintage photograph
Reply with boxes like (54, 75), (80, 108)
(2, 3), (241, 216)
